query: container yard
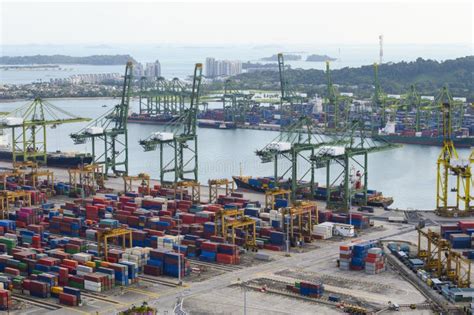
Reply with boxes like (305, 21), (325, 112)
(0, 8), (473, 314)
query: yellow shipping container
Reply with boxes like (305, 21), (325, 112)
(51, 286), (64, 294)
(85, 261), (96, 268)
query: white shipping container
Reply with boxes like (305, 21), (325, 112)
(85, 126), (104, 135)
(267, 141), (291, 152)
(152, 132), (174, 141)
(319, 146), (345, 156)
(1, 117), (24, 126)
(333, 223), (355, 237)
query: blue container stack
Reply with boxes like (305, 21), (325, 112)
(203, 222), (215, 235)
(244, 207), (260, 218)
(351, 242), (376, 270)
(450, 233), (471, 249)
(164, 252), (187, 278)
(270, 231), (285, 246)
(299, 281), (324, 297)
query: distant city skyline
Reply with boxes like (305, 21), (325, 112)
(1, 1), (471, 46)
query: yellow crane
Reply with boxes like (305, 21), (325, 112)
(436, 95), (472, 216)
(417, 228), (471, 287)
(265, 188), (291, 210)
(281, 201), (317, 244)
(97, 228), (133, 260)
(214, 208), (257, 250)
(123, 173), (150, 194)
(208, 178), (234, 204)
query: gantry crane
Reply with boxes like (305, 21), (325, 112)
(323, 61), (351, 131)
(281, 201), (317, 244)
(256, 116), (347, 201)
(0, 98), (90, 165)
(123, 173), (150, 195)
(277, 53), (305, 115)
(417, 228), (471, 287)
(222, 79), (254, 124)
(138, 76), (189, 117)
(139, 63), (202, 196)
(214, 208), (257, 250)
(68, 163), (104, 197)
(97, 228), (133, 260)
(311, 121), (400, 211)
(70, 62), (133, 177)
(435, 88), (472, 216)
(208, 178), (234, 204)
(371, 63), (387, 132)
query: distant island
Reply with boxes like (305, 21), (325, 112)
(0, 54), (137, 65)
(306, 54), (336, 62)
(261, 54), (301, 61)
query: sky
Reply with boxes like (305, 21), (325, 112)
(0, 0), (472, 46)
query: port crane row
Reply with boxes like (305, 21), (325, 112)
(0, 57), (471, 217)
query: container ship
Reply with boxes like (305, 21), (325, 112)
(198, 120), (236, 129)
(378, 122), (474, 148)
(0, 132), (92, 168)
(233, 176), (394, 208)
(127, 113), (177, 125)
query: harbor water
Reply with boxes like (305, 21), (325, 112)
(1, 98), (471, 210)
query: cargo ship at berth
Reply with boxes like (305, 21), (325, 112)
(378, 121), (474, 148)
(127, 113), (177, 125)
(198, 120), (236, 129)
(233, 176), (394, 208)
(0, 132), (92, 168)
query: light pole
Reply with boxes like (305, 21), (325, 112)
(178, 214), (182, 286)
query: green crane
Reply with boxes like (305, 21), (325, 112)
(256, 116), (348, 201)
(139, 63), (202, 184)
(323, 61), (351, 131)
(372, 63), (387, 131)
(311, 122), (400, 211)
(138, 76), (189, 117)
(222, 79), (253, 124)
(0, 98), (90, 165)
(277, 53), (305, 114)
(70, 61), (133, 176)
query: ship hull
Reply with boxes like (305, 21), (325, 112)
(127, 115), (177, 125)
(232, 176), (266, 193)
(0, 150), (93, 168)
(378, 135), (473, 148)
(198, 121), (237, 129)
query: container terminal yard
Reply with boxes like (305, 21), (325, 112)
(0, 58), (471, 315)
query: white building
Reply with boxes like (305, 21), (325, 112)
(205, 57), (242, 78)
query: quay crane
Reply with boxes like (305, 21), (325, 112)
(0, 98), (90, 165)
(277, 53), (306, 115)
(138, 76), (190, 117)
(323, 61), (351, 131)
(311, 121), (399, 211)
(256, 116), (347, 202)
(435, 87), (472, 216)
(70, 61), (133, 177)
(139, 63), (202, 202)
(222, 79), (254, 124)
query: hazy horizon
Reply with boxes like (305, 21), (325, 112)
(1, 1), (472, 47)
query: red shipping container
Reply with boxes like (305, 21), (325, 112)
(216, 253), (235, 264)
(59, 293), (77, 306)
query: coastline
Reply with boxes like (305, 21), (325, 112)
(0, 96), (122, 103)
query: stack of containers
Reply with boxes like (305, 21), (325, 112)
(164, 252), (186, 278)
(216, 244), (240, 264)
(267, 231), (285, 250)
(145, 248), (166, 276)
(364, 247), (386, 274)
(200, 242), (218, 262)
(450, 234), (471, 249)
(339, 245), (352, 270)
(298, 281), (324, 298)
(312, 222), (334, 240)
(351, 242), (375, 271)
(0, 289), (10, 310)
